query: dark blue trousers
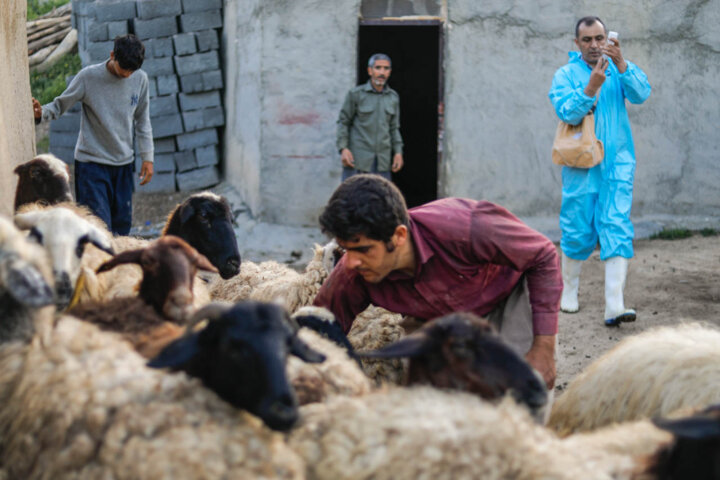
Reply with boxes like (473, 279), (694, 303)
(75, 161), (134, 235)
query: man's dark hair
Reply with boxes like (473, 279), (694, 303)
(319, 174), (409, 243)
(575, 16), (606, 38)
(113, 34), (145, 70)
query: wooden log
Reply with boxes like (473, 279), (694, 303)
(33, 29), (78, 74)
(28, 44), (56, 66)
(28, 26), (72, 55)
(26, 15), (70, 35)
(27, 20), (71, 43)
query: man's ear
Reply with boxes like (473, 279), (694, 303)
(393, 225), (408, 246)
(367, 66), (373, 76)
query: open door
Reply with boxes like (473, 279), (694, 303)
(358, 22), (442, 208)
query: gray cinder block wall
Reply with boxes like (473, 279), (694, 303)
(49, 0), (224, 193)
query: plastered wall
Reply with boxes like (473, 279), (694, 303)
(0, 0), (35, 216)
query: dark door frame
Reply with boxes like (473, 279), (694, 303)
(358, 18), (445, 201)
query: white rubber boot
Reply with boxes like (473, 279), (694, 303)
(604, 256), (636, 326)
(560, 253), (582, 313)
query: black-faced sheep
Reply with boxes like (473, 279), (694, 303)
(358, 312), (548, 419)
(69, 236), (218, 358)
(76, 192), (240, 307)
(148, 301), (327, 431)
(13, 153), (72, 211)
(162, 191), (241, 279)
(548, 322), (720, 436)
(13, 205), (114, 310)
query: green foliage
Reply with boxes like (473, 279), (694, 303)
(699, 228), (718, 237)
(30, 52), (81, 105)
(650, 228), (693, 240)
(27, 0), (70, 20)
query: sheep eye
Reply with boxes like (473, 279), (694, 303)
(29, 227), (44, 244)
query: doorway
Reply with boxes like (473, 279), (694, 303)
(357, 22), (442, 208)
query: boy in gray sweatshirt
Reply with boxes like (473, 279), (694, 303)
(32, 34), (154, 235)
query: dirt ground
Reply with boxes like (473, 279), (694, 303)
(554, 234), (720, 393)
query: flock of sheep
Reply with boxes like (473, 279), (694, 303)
(0, 153), (718, 479)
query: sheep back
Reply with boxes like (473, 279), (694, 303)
(549, 322), (720, 436)
(289, 386), (631, 480)
(287, 328), (372, 405)
(348, 305), (406, 385)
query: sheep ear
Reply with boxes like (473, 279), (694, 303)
(13, 211), (42, 230)
(289, 335), (326, 364)
(13, 163), (28, 175)
(0, 256), (54, 307)
(147, 333), (201, 369)
(96, 249), (143, 273)
(179, 202), (195, 224)
(654, 412), (720, 439)
(86, 228), (114, 255)
(356, 331), (435, 359)
(193, 252), (218, 273)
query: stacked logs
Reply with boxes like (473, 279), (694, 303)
(28, 3), (77, 73)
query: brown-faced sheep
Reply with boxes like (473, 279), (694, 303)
(548, 322), (720, 436)
(76, 191), (238, 308)
(13, 153), (72, 211)
(69, 236), (218, 358)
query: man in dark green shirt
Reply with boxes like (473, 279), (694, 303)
(337, 53), (404, 182)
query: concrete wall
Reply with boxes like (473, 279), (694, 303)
(224, 0), (720, 226)
(0, 0), (35, 216)
(445, 0), (720, 218)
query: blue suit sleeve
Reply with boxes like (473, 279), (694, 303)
(548, 69), (595, 126)
(619, 61), (651, 104)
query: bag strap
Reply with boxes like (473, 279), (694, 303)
(588, 86), (601, 114)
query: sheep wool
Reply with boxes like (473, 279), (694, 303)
(348, 305), (406, 385)
(210, 243), (331, 314)
(0, 312), (305, 479)
(288, 386), (637, 480)
(287, 328), (372, 405)
(549, 322), (720, 436)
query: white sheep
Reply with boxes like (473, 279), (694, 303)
(210, 240), (340, 314)
(347, 305), (406, 385)
(13, 204), (114, 310)
(548, 322), (720, 436)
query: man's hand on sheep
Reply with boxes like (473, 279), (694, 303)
(139, 161), (154, 185)
(525, 335), (556, 389)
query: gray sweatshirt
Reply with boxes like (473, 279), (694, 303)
(41, 61), (153, 166)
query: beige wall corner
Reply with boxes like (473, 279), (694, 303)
(0, 0), (35, 216)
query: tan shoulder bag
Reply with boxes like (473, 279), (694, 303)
(551, 104), (604, 168)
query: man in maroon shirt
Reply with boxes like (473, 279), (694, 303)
(313, 175), (562, 388)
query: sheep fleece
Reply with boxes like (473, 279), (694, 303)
(549, 322), (720, 435)
(288, 386), (637, 480)
(0, 313), (304, 479)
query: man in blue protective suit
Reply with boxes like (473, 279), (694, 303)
(549, 16), (651, 327)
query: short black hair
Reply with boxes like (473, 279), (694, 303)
(113, 34), (145, 71)
(319, 174), (409, 244)
(575, 16), (606, 38)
